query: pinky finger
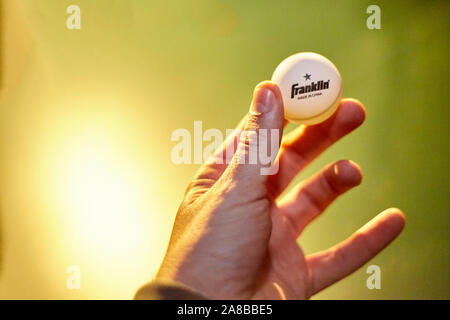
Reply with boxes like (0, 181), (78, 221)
(306, 208), (406, 296)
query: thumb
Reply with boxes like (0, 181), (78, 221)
(217, 81), (284, 196)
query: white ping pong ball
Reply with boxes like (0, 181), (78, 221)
(271, 52), (342, 125)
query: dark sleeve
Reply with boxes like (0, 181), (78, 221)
(134, 280), (207, 300)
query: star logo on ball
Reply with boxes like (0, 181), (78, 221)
(304, 73), (312, 80)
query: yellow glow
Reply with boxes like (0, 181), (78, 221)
(0, 89), (173, 298)
(38, 97), (170, 298)
(55, 122), (146, 251)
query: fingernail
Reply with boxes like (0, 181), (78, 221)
(250, 86), (277, 115)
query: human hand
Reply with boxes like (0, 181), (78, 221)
(156, 81), (405, 299)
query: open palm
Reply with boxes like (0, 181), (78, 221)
(156, 82), (405, 299)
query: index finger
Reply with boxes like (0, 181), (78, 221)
(268, 99), (366, 199)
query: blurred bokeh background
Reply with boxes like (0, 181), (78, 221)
(0, 0), (448, 299)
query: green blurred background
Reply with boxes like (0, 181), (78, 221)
(0, 0), (448, 299)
